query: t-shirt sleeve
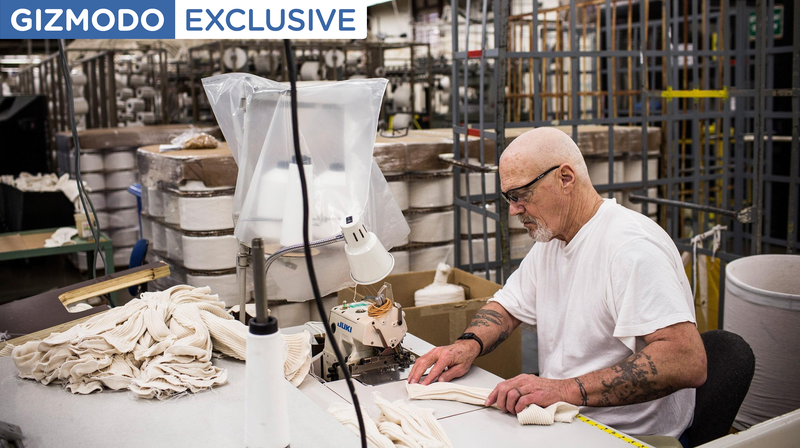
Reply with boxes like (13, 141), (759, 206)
(488, 250), (537, 326)
(610, 237), (696, 349)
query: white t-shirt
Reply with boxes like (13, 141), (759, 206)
(489, 199), (696, 438)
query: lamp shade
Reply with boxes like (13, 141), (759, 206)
(341, 214), (394, 284)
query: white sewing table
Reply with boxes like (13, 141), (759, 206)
(0, 330), (652, 447)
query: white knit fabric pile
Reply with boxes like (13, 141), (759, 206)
(406, 382), (579, 426)
(8, 285), (312, 399)
(328, 391), (453, 448)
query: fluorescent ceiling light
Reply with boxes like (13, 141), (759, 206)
(367, 0), (392, 6)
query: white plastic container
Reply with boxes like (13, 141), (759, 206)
(724, 254), (800, 429)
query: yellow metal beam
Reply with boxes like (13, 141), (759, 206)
(661, 87), (729, 100)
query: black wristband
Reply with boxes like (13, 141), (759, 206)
(457, 332), (484, 355)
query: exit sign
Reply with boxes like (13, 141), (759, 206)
(749, 5), (784, 40)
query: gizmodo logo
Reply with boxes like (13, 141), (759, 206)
(10, 8), (164, 32)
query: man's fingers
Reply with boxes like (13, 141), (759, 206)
(485, 388), (498, 407)
(437, 365), (465, 383)
(421, 358), (450, 385)
(495, 383), (511, 413)
(515, 394), (537, 415)
(506, 387), (522, 414)
(408, 352), (438, 384)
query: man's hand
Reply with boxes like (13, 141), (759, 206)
(407, 339), (481, 385)
(485, 374), (571, 415)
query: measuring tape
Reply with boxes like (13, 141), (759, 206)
(576, 414), (649, 447)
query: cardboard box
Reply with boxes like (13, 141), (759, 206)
(338, 268), (522, 379)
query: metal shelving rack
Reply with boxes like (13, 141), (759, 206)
(449, 0), (799, 327)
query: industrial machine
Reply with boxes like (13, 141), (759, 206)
(322, 283), (416, 385)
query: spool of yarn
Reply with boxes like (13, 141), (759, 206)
(105, 189), (137, 209)
(115, 73), (128, 88)
(414, 263), (466, 306)
(182, 235), (238, 270)
(81, 173), (106, 191)
(136, 86), (156, 99)
(390, 250), (410, 275)
(126, 98), (145, 113)
(459, 237), (497, 265)
(324, 49), (346, 68)
(128, 74), (147, 87)
(409, 244), (454, 272)
(115, 63), (130, 74)
(408, 210), (454, 243)
(116, 100), (126, 111)
(103, 150), (136, 171)
(104, 170), (137, 190)
(147, 186), (164, 217)
(131, 62), (151, 74)
(151, 221), (167, 252)
(179, 196), (234, 231)
(300, 61), (321, 81)
(109, 227), (139, 247)
(109, 207), (139, 229)
(460, 203), (497, 235)
(137, 111), (156, 124)
(460, 169), (497, 196)
(165, 227), (184, 261)
(510, 232), (535, 259)
(222, 47), (248, 71)
(72, 97), (89, 115)
(117, 88), (134, 100)
(70, 70), (87, 86)
(73, 151), (104, 172)
(408, 175), (454, 208)
(94, 211), (110, 230)
(87, 192), (106, 211)
(393, 84), (412, 109)
(163, 192), (180, 224)
(111, 246), (133, 267)
(186, 273), (239, 307)
(117, 112), (135, 122)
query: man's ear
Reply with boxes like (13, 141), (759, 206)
(559, 164), (577, 193)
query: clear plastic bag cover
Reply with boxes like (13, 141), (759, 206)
(204, 75), (409, 302)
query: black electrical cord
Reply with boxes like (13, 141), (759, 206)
(282, 39), (368, 448)
(58, 39), (106, 281)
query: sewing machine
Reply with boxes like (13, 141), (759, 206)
(322, 284), (416, 385)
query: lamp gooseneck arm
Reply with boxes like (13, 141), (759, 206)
(254, 233), (346, 322)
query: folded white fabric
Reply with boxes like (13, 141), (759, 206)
(406, 382), (579, 426)
(328, 392), (453, 448)
(9, 285), (313, 399)
(44, 227), (79, 247)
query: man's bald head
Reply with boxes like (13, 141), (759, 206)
(499, 127), (589, 190)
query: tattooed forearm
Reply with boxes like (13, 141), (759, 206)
(574, 378), (588, 406)
(481, 329), (510, 356)
(467, 309), (504, 329)
(597, 351), (676, 406)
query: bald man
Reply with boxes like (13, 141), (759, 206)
(407, 128), (706, 441)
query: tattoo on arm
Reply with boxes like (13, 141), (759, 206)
(574, 378), (588, 406)
(467, 309), (504, 328)
(481, 329), (510, 356)
(598, 351), (676, 406)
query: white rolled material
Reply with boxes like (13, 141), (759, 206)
(392, 113), (412, 130)
(72, 97), (89, 115)
(408, 176), (454, 208)
(182, 235), (238, 271)
(114, 246), (133, 266)
(87, 192), (106, 211)
(126, 98), (145, 113)
(115, 73), (128, 88)
(105, 170), (137, 190)
(390, 250), (410, 275)
(152, 221), (167, 252)
(165, 227), (184, 261)
(408, 210), (454, 243)
(103, 151), (136, 171)
(624, 157), (660, 182)
(109, 227), (140, 247)
(300, 61), (321, 80)
(179, 196), (234, 231)
(116, 100), (126, 111)
(147, 186), (164, 217)
(137, 112), (156, 124)
(70, 70), (87, 86)
(109, 208), (139, 229)
(132, 62), (150, 74)
(460, 203), (496, 235)
(388, 180), (409, 211)
(117, 88), (134, 100)
(460, 170), (497, 196)
(587, 160), (625, 185)
(81, 173), (106, 191)
(510, 232), (535, 259)
(187, 273), (239, 307)
(141, 216), (153, 241)
(459, 237), (497, 265)
(415, 263), (465, 306)
(117, 111), (135, 122)
(409, 244), (454, 272)
(136, 86), (156, 99)
(724, 255), (800, 429)
(163, 192), (180, 224)
(393, 84), (412, 109)
(95, 211), (110, 230)
(128, 74), (147, 87)
(115, 63), (130, 74)
(106, 189), (138, 209)
(73, 151), (104, 172)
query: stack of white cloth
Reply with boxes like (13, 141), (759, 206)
(6, 285), (312, 399)
(44, 227), (78, 247)
(406, 382), (579, 426)
(328, 391), (453, 448)
(413, 263), (465, 307)
(1, 172), (81, 203)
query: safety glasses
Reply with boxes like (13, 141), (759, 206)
(501, 165), (560, 203)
